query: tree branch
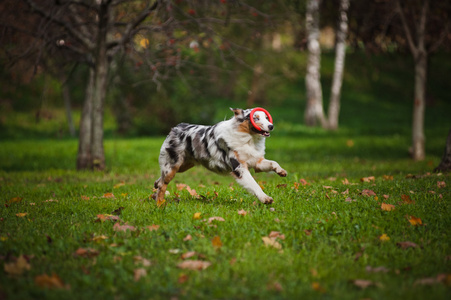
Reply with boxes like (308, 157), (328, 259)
(395, 0), (417, 56)
(23, 0), (96, 51)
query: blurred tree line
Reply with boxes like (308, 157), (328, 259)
(0, 0), (450, 170)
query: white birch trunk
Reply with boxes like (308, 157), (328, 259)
(327, 0), (349, 130)
(305, 0), (326, 127)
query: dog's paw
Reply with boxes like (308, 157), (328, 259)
(277, 169), (287, 177)
(260, 196), (274, 204)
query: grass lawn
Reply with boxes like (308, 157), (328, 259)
(1, 52), (450, 299)
(0, 134), (450, 299)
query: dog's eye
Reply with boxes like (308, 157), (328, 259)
(266, 116), (269, 121)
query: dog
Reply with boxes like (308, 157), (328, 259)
(152, 107), (287, 204)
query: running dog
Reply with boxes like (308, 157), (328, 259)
(152, 107), (287, 204)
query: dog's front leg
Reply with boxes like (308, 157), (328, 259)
(232, 164), (273, 204)
(255, 158), (287, 177)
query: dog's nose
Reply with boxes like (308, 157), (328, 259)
(268, 124), (274, 131)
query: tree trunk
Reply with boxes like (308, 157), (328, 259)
(305, 0), (326, 127)
(327, 0), (349, 130)
(434, 127), (451, 172)
(411, 52), (427, 161)
(77, 67), (94, 170)
(304, 0), (326, 126)
(77, 1), (110, 171)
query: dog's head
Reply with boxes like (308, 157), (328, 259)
(230, 107), (274, 137)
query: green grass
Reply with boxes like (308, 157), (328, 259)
(1, 52), (450, 298)
(0, 136), (450, 299)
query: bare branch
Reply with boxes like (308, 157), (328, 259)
(395, 0), (418, 56)
(23, 0), (96, 51)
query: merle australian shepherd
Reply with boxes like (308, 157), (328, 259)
(152, 107), (287, 204)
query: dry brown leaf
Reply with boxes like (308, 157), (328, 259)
(237, 209), (248, 216)
(8, 197), (23, 204)
(181, 251), (197, 260)
(396, 241), (419, 249)
(212, 236), (223, 249)
(408, 215), (423, 226)
(437, 181), (446, 188)
(74, 247), (99, 258)
(361, 189), (376, 197)
(4, 255), (31, 276)
(133, 256), (152, 267)
(146, 224), (160, 231)
(312, 282), (326, 293)
(92, 235), (108, 242)
(96, 214), (120, 222)
(268, 231), (285, 240)
(262, 236), (282, 250)
(401, 194), (414, 204)
(134, 268), (147, 281)
(341, 188), (349, 195)
(178, 274), (189, 283)
(35, 273), (69, 289)
(102, 192), (115, 198)
(208, 216), (225, 223)
(183, 234), (192, 241)
(113, 222), (136, 232)
(366, 266), (389, 273)
(16, 213), (28, 218)
(177, 260), (211, 270)
(360, 176), (375, 182)
(352, 279), (374, 289)
(381, 203), (395, 211)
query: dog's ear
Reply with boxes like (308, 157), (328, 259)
(230, 108), (244, 118)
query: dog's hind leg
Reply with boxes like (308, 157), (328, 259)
(153, 167), (178, 203)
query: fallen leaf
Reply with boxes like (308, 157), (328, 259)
(381, 203), (395, 211)
(16, 213), (28, 218)
(134, 268), (147, 281)
(379, 233), (390, 242)
(193, 212), (201, 220)
(346, 139), (354, 147)
(91, 235), (108, 242)
(96, 214), (120, 222)
(81, 195), (90, 200)
(35, 273), (69, 289)
(8, 197), (23, 204)
(4, 255), (31, 276)
(262, 236), (282, 250)
(183, 234), (192, 241)
(133, 256), (152, 267)
(276, 184), (287, 188)
(312, 282), (326, 293)
(113, 182), (125, 189)
(300, 178), (309, 185)
(342, 178), (350, 185)
(44, 199), (58, 203)
(304, 229), (312, 236)
(113, 222), (136, 232)
(212, 236), (223, 249)
(178, 274), (189, 283)
(181, 251), (197, 260)
(238, 209), (248, 216)
(169, 249), (181, 254)
(146, 224), (160, 231)
(323, 186), (333, 189)
(366, 266), (389, 273)
(408, 215), (423, 226)
(437, 181), (446, 188)
(268, 231), (285, 240)
(208, 216), (225, 223)
(396, 241), (419, 249)
(352, 279), (374, 289)
(102, 192), (115, 198)
(383, 175), (393, 180)
(74, 247), (99, 258)
(401, 194), (414, 204)
(186, 186), (199, 198)
(177, 260), (211, 270)
(341, 188), (349, 195)
(360, 176), (375, 183)
(361, 189), (376, 197)
(176, 183), (187, 190)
